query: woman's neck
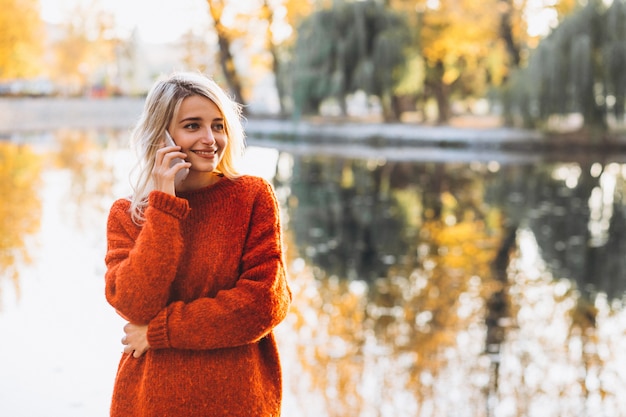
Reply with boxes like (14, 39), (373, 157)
(176, 171), (222, 192)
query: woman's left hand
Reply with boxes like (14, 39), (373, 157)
(121, 322), (150, 358)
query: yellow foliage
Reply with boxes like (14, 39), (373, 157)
(0, 142), (43, 300)
(279, 228), (370, 416)
(340, 163), (354, 188)
(283, 0), (316, 30)
(421, 0), (500, 65)
(418, 0), (523, 92)
(430, 218), (500, 272)
(51, 4), (119, 92)
(552, 0), (580, 20)
(0, 0), (43, 79)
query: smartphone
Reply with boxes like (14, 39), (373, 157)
(165, 131), (189, 186)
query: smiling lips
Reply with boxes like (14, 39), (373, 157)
(192, 149), (217, 158)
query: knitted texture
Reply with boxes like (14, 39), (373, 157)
(104, 175), (291, 417)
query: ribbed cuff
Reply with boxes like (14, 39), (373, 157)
(148, 191), (190, 220)
(147, 308), (171, 349)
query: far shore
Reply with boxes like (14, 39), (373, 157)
(1, 97), (624, 151)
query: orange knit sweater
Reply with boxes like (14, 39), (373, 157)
(104, 176), (291, 417)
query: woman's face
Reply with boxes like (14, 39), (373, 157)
(167, 95), (228, 175)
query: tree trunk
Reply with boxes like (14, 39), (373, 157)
(261, 0), (286, 115)
(429, 60), (450, 124)
(381, 92), (400, 122)
(498, 0), (521, 68)
(206, 0), (246, 108)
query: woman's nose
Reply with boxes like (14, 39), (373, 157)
(200, 128), (215, 144)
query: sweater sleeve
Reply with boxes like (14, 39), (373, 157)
(146, 179), (292, 350)
(104, 191), (190, 324)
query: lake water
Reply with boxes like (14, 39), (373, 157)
(1, 129), (626, 417)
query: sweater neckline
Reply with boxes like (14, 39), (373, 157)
(176, 175), (230, 198)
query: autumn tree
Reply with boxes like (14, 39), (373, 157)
(181, 29), (213, 74)
(497, 0), (528, 68)
(206, 0), (246, 107)
(550, 0), (581, 21)
(385, 0), (536, 124)
(258, 0), (286, 114)
(0, 0), (42, 80)
(201, 0), (315, 113)
(52, 2), (120, 95)
(417, 0), (513, 123)
(258, 0), (316, 115)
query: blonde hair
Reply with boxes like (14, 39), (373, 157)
(128, 71), (245, 224)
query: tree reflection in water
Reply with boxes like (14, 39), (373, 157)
(0, 141), (43, 304)
(53, 129), (119, 230)
(3, 133), (626, 415)
(275, 152), (626, 416)
(0, 129), (120, 308)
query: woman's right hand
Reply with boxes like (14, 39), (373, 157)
(152, 143), (190, 195)
(121, 322), (151, 358)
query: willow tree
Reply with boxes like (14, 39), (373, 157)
(292, 0), (410, 120)
(604, 0), (626, 124)
(508, 0), (626, 135)
(0, 0), (42, 80)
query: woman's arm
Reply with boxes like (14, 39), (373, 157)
(146, 180), (292, 351)
(104, 191), (190, 324)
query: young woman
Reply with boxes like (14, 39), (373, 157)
(104, 72), (291, 416)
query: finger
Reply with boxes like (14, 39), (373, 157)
(164, 150), (188, 163)
(154, 146), (174, 167)
(157, 144), (181, 159)
(158, 138), (179, 149)
(121, 335), (127, 345)
(173, 161), (192, 173)
(132, 345), (149, 358)
(153, 151), (187, 173)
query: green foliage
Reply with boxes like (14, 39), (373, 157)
(506, 0), (626, 132)
(292, 0), (410, 118)
(603, 0), (626, 120)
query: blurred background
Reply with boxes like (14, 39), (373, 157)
(1, 0), (626, 416)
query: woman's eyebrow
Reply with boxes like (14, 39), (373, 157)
(179, 116), (224, 124)
(179, 116), (202, 124)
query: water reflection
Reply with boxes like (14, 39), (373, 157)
(276, 152), (626, 416)
(278, 153), (626, 300)
(2, 131), (626, 416)
(0, 130), (122, 305)
(53, 129), (121, 229)
(0, 141), (43, 302)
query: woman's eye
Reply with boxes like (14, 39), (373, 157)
(213, 123), (225, 132)
(184, 123), (200, 130)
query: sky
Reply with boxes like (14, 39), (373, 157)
(525, 0), (559, 37)
(39, 0), (212, 43)
(40, 0), (558, 45)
